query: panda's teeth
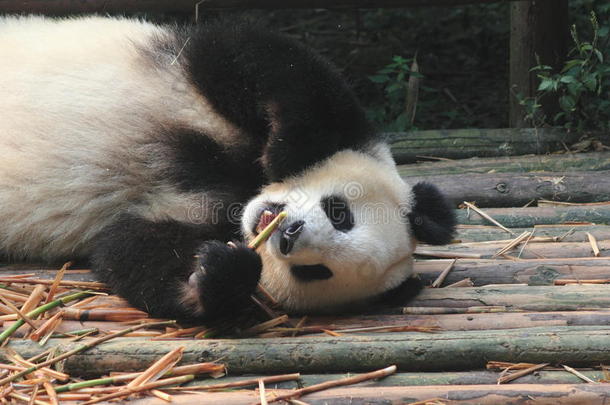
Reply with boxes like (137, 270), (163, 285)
(256, 210), (276, 234)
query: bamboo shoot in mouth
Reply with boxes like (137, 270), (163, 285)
(249, 211), (288, 250)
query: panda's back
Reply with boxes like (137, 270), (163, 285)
(0, 16), (245, 259)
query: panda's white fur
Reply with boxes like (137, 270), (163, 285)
(0, 16), (241, 258)
(0, 16), (454, 319)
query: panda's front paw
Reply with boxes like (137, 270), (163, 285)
(182, 241), (262, 319)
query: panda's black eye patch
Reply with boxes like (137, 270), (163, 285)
(321, 195), (354, 232)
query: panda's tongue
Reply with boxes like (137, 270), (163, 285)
(256, 210), (277, 234)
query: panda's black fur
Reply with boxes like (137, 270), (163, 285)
(0, 16), (455, 320)
(172, 23), (375, 182)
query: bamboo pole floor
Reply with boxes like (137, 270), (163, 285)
(3, 203), (610, 403)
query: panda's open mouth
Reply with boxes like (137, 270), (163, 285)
(253, 203), (285, 235)
(291, 264), (334, 282)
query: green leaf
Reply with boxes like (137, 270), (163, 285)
(562, 59), (583, 72)
(584, 76), (598, 91)
(554, 111), (566, 122)
(567, 82), (582, 97)
(594, 49), (604, 63)
(537, 79), (555, 91)
(531, 64), (553, 72)
(386, 83), (404, 93)
(559, 75), (576, 83)
(553, 80), (560, 91)
(369, 75), (389, 84)
(559, 95), (576, 112)
(580, 43), (593, 51)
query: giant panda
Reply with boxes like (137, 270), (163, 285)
(0, 16), (455, 320)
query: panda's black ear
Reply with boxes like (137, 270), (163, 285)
(407, 182), (456, 245)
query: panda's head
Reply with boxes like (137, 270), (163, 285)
(242, 144), (455, 313)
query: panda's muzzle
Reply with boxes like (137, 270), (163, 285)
(279, 220), (305, 255)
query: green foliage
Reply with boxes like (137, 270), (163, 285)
(521, 11), (610, 132)
(366, 55), (424, 131)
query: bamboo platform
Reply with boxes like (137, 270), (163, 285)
(3, 151), (610, 404)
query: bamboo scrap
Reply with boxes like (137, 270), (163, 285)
(562, 365), (598, 383)
(0, 320), (175, 385)
(258, 380), (268, 405)
(497, 363), (549, 384)
(260, 365), (397, 404)
(21, 285), (46, 315)
(444, 278), (474, 288)
(29, 311), (63, 345)
(462, 202), (514, 234)
(0, 290), (92, 345)
(430, 259), (457, 288)
(0, 293), (38, 331)
(243, 315), (290, 336)
(0, 278), (107, 290)
(3, 349), (69, 382)
(81, 374), (195, 405)
(587, 232), (601, 256)
(127, 347), (184, 388)
(170, 373), (301, 392)
(493, 231), (531, 258)
(44, 262), (71, 304)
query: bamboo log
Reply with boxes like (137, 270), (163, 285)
(397, 152), (610, 177)
(185, 370), (605, 389)
(418, 240), (610, 260)
(415, 258), (610, 286)
(388, 128), (579, 164)
(298, 310), (610, 331)
(5, 310), (609, 338)
(456, 205), (610, 227)
(409, 285), (610, 311)
(403, 171), (610, 207)
(132, 384), (610, 405)
(454, 225), (610, 243)
(5, 326), (610, 375)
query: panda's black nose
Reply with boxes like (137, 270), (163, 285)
(280, 220), (305, 255)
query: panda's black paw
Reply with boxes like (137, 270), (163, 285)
(182, 241), (262, 319)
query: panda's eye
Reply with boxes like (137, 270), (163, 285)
(321, 195), (354, 232)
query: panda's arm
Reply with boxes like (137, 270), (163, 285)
(182, 23), (375, 182)
(91, 215), (261, 320)
(408, 182), (456, 245)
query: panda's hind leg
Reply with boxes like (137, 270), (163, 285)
(91, 215), (261, 320)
